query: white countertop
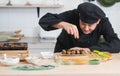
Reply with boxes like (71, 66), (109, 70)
(0, 53), (120, 76)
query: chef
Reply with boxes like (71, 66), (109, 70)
(39, 2), (120, 53)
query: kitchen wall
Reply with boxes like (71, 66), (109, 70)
(0, 0), (120, 38)
(91, 0), (120, 38)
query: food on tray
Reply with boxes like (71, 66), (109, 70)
(89, 59), (101, 65)
(55, 49), (92, 65)
(55, 49), (112, 65)
(0, 42), (28, 50)
(54, 53), (89, 65)
(93, 50), (112, 61)
(93, 50), (111, 58)
(61, 49), (85, 55)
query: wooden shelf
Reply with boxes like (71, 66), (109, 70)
(0, 4), (64, 17)
(0, 4), (64, 8)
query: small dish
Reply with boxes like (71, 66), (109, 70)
(25, 56), (41, 65)
(40, 52), (54, 59)
(0, 57), (20, 66)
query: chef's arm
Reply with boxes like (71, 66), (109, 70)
(39, 10), (79, 39)
(39, 10), (78, 30)
(39, 13), (62, 31)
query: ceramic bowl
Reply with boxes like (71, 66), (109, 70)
(40, 52), (54, 59)
(0, 57), (20, 66)
(25, 56), (41, 65)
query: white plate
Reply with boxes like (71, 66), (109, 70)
(25, 56), (41, 65)
(40, 52), (54, 59)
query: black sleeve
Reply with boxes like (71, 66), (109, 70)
(39, 9), (77, 31)
(89, 18), (120, 53)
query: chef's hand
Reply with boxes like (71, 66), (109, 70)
(52, 21), (79, 39)
(70, 47), (91, 54)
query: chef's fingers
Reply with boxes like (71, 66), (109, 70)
(72, 26), (79, 39)
(67, 25), (79, 39)
(63, 24), (72, 35)
(82, 48), (91, 54)
(64, 25), (70, 34)
(65, 25), (75, 35)
(62, 23), (79, 39)
(70, 47), (91, 53)
(70, 47), (82, 50)
(69, 27), (74, 35)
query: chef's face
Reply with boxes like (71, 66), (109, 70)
(80, 19), (100, 34)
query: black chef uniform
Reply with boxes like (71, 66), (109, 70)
(39, 2), (120, 53)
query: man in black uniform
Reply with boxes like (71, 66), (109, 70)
(39, 2), (120, 53)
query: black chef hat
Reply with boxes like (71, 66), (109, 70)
(77, 2), (106, 24)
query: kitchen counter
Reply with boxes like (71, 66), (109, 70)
(0, 53), (120, 76)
